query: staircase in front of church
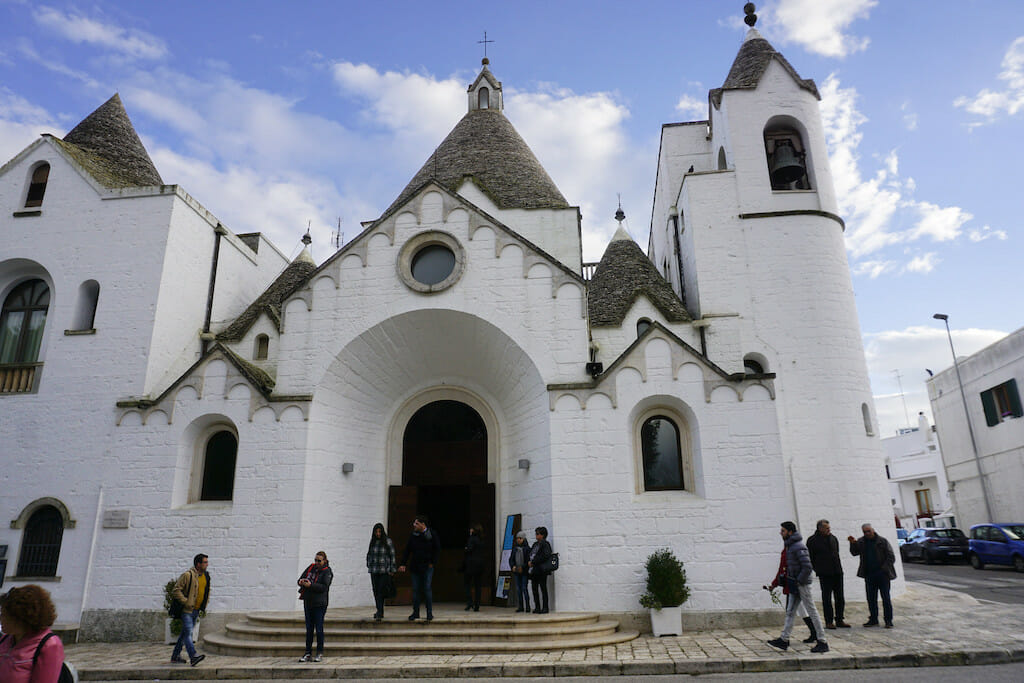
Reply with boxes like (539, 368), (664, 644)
(204, 605), (639, 655)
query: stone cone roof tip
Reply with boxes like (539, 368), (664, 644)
(62, 93), (163, 187)
(384, 108), (568, 216)
(588, 233), (690, 327)
(293, 246), (315, 265)
(216, 254), (317, 341)
(718, 29), (819, 100)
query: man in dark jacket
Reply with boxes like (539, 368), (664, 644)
(848, 523), (897, 628)
(398, 514), (441, 622)
(806, 519), (849, 629)
(767, 522), (828, 653)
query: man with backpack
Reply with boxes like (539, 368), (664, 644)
(170, 553), (211, 666)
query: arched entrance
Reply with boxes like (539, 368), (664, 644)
(388, 400), (495, 604)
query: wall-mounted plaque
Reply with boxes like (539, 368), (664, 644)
(103, 509), (131, 529)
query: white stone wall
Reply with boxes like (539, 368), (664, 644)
(928, 327), (1024, 527)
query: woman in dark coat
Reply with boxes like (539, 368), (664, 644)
(462, 523), (485, 611)
(509, 530), (532, 612)
(527, 526), (552, 614)
(297, 550), (333, 662)
(366, 523), (397, 622)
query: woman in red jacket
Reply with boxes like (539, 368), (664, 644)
(0, 585), (65, 683)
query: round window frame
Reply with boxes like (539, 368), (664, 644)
(397, 231), (466, 293)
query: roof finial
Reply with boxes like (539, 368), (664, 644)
(614, 194), (625, 225)
(743, 3), (758, 27)
(302, 221), (312, 246)
(478, 31), (494, 64)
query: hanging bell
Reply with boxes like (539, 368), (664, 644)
(769, 138), (805, 186)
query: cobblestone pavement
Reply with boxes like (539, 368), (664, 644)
(64, 584), (1024, 679)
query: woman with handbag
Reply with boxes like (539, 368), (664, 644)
(297, 551), (333, 663)
(367, 522), (397, 622)
(527, 526), (552, 614)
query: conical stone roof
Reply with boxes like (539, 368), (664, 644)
(217, 249), (317, 341)
(60, 93), (163, 188)
(711, 29), (819, 106)
(588, 227), (690, 327)
(384, 108), (568, 216)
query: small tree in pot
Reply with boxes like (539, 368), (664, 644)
(639, 548), (689, 636)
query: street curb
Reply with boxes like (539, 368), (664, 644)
(76, 648), (1024, 679)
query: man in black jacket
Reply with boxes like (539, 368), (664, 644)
(398, 514), (441, 622)
(848, 523), (897, 628)
(806, 519), (849, 629)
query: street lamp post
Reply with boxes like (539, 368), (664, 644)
(933, 313), (994, 523)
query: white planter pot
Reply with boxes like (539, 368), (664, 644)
(164, 618), (199, 645)
(649, 605), (682, 636)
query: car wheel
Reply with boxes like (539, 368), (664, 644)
(969, 553), (985, 570)
(1014, 555), (1024, 573)
(925, 550), (936, 565)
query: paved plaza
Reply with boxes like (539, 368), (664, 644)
(64, 584), (1024, 679)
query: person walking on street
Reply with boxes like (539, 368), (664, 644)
(367, 523), (397, 622)
(510, 531), (531, 613)
(527, 526), (552, 614)
(807, 519), (849, 629)
(767, 522), (829, 653)
(763, 543), (816, 644)
(462, 523), (485, 611)
(170, 553), (210, 667)
(398, 514), (441, 622)
(297, 550), (333, 662)
(849, 523), (897, 628)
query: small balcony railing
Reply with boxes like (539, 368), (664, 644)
(0, 362), (41, 394)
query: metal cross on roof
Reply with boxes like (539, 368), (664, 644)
(478, 31), (494, 59)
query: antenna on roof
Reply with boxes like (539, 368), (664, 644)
(331, 217), (344, 250)
(744, 3), (758, 27)
(615, 194), (625, 225)
(893, 369), (911, 428)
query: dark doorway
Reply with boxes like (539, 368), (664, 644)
(388, 400), (494, 604)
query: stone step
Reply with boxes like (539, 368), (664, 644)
(244, 610), (601, 630)
(223, 619), (620, 642)
(204, 627), (641, 656)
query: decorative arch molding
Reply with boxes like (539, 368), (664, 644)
(11, 497), (75, 529)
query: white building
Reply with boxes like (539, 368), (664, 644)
(1, 25), (898, 640)
(928, 326), (1024, 529)
(881, 413), (953, 529)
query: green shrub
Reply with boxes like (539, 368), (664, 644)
(639, 548), (690, 609)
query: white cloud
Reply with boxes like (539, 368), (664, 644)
(900, 101), (918, 131)
(864, 325), (1008, 436)
(675, 94), (706, 120)
(33, 6), (168, 60)
(819, 75), (977, 269)
(968, 225), (1008, 242)
(0, 90), (62, 163)
(954, 36), (1024, 123)
(766, 0), (877, 58)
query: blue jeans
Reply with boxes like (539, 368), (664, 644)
(865, 571), (893, 625)
(172, 609), (199, 659)
(410, 566), (434, 618)
(514, 571), (530, 610)
(303, 602), (327, 654)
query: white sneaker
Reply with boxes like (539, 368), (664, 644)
(313, 653), (323, 662)
(298, 653), (311, 662)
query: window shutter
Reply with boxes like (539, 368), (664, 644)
(980, 389), (999, 426)
(1007, 378), (1023, 418)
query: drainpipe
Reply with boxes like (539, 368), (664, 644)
(201, 224), (226, 354)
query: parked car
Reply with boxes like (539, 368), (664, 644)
(899, 528), (968, 564)
(968, 524), (1024, 572)
(896, 529), (910, 547)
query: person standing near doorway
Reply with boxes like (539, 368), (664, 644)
(367, 523), (397, 622)
(462, 523), (485, 611)
(527, 526), (552, 614)
(297, 550), (332, 662)
(398, 514), (441, 622)
(510, 531), (531, 613)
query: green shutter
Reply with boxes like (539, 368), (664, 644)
(980, 389), (999, 426)
(1007, 378), (1023, 418)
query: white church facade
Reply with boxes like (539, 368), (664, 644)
(1, 27), (898, 639)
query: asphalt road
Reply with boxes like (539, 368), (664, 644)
(903, 556), (1024, 604)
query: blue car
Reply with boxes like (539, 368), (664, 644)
(968, 524), (1024, 572)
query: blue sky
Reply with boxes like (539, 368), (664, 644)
(2, 0), (1021, 436)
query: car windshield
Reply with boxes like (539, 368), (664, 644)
(897, 529), (909, 539)
(931, 529), (965, 538)
(1001, 525), (1024, 540)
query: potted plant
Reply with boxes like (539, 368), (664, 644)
(163, 579), (202, 645)
(639, 548), (690, 636)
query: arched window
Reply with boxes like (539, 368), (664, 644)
(478, 87), (489, 109)
(25, 163), (50, 208)
(862, 403), (875, 437)
(200, 430), (238, 501)
(253, 334), (269, 360)
(1, 279), (50, 364)
(640, 415), (686, 491)
(717, 147), (727, 170)
(17, 506), (64, 577)
(71, 280), (100, 331)
(764, 120), (812, 190)
(636, 318), (652, 338)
